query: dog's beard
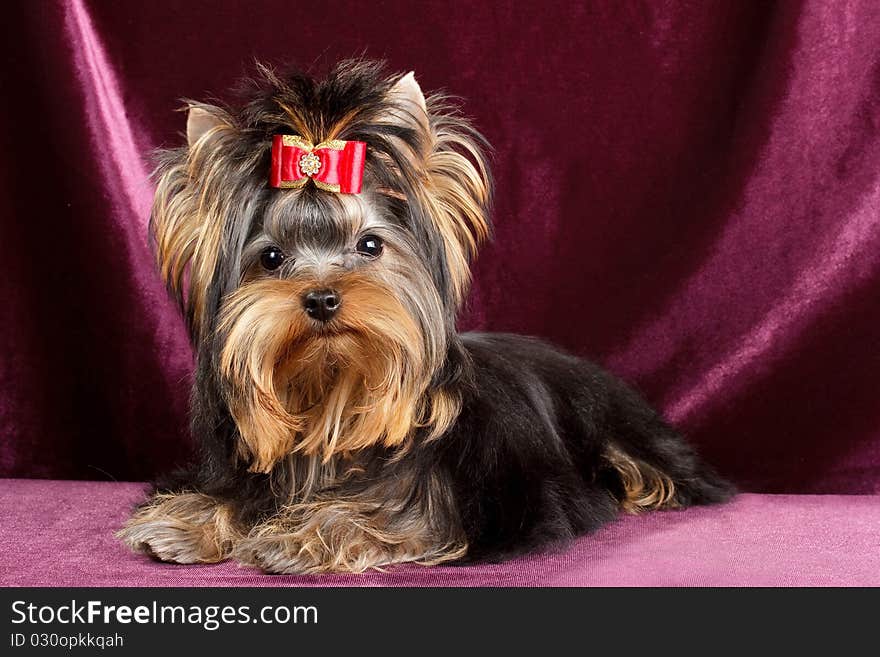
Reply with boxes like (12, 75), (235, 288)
(218, 274), (455, 473)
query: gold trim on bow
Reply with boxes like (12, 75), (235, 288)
(281, 135), (348, 151)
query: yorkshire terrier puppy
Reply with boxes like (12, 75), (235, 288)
(119, 60), (733, 574)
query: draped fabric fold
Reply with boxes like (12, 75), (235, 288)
(1, 0), (878, 492)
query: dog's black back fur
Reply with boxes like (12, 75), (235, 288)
(424, 333), (732, 561)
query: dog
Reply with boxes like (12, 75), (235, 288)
(119, 60), (734, 574)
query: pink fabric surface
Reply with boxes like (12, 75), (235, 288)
(1, 479), (877, 587)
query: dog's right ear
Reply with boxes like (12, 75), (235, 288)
(185, 103), (230, 148)
(151, 103), (238, 342)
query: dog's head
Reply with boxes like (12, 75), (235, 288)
(152, 60), (492, 472)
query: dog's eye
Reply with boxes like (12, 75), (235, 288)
(355, 235), (384, 258)
(260, 246), (286, 271)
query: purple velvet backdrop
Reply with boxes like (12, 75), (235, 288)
(2, 0), (879, 493)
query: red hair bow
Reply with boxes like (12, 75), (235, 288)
(270, 135), (366, 194)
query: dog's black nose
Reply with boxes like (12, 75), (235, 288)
(303, 289), (341, 322)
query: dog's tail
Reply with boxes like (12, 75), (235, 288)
(599, 379), (735, 514)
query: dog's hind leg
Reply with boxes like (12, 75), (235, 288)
(598, 377), (735, 512)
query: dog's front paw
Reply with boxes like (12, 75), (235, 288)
(233, 533), (326, 574)
(233, 499), (467, 574)
(119, 517), (216, 564)
(117, 493), (240, 564)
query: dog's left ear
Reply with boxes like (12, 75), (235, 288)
(386, 72), (493, 307)
(387, 71), (429, 135)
